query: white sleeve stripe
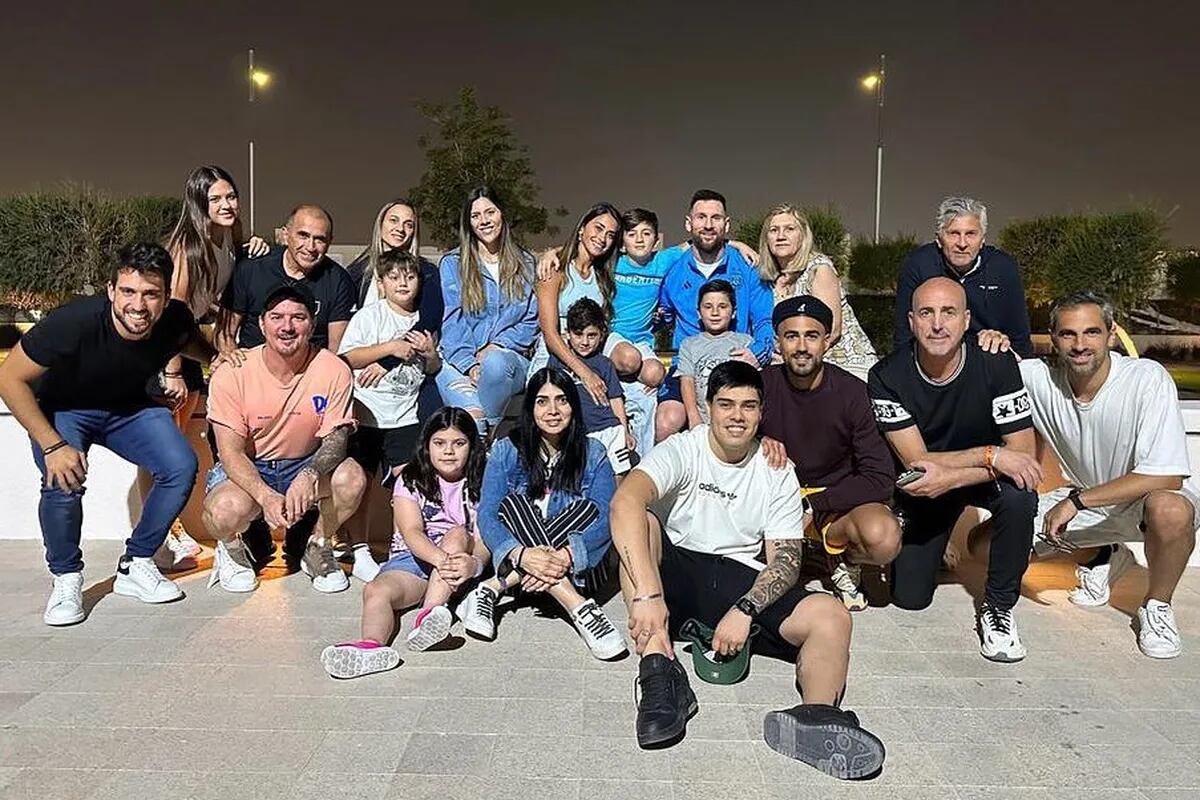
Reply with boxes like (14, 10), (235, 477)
(992, 388), (1032, 425)
(871, 398), (912, 424)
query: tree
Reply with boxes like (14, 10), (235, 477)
(409, 88), (566, 247)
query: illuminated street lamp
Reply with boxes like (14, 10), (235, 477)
(861, 55), (885, 244)
(247, 48), (272, 234)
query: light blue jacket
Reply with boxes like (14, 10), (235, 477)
(439, 247), (539, 374)
(478, 437), (616, 585)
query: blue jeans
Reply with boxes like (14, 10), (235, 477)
(31, 406), (199, 575)
(436, 348), (530, 426)
(205, 455), (314, 495)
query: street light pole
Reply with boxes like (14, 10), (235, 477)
(248, 47), (257, 236)
(872, 53), (885, 245)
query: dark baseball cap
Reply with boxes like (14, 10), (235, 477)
(262, 282), (317, 315)
(772, 294), (833, 333)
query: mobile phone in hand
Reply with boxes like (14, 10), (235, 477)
(896, 467), (926, 488)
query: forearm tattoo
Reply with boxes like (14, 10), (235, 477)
(742, 538), (804, 611)
(309, 425), (351, 477)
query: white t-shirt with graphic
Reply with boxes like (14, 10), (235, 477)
(338, 302), (425, 428)
(1020, 353), (1198, 511)
(636, 425), (806, 571)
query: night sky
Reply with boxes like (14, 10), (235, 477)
(3, 1), (1198, 248)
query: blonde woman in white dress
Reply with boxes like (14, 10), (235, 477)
(757, 204), (877, 381)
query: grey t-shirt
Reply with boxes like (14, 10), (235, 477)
(677, 330), (754, 422)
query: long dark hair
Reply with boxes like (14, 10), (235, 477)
(552, 202), (621, 317)
(509, 367), (590, 499)
(166, 165), (245, 309)
(457, 185), (530, 313)
(399, 407), (486, 506)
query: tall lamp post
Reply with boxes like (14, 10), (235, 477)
(861, 54), (885, 244)
(247, 48), (271, 235)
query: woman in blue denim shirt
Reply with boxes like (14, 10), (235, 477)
(436, 187), (539, 434)
(456, 367), (627, 660)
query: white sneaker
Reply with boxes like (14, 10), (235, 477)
(831, 561), (868, 612)
(978, 602), (1027, 663)
(1069, 545), (1134, 607)
(351, 544), (381, 584)
(208, 539), (258, 593)
(44, 572), (85, 626)
(405, 605), (453, 651)
(570, 599), (627, 660)
(153, 533), (198, 573)
(114, 556), (183, 603)
(456, 584), (499, 640)
(300, 540), (350, 594)
(320, 641), (401, 679)
(1138, 599), (1182, 659)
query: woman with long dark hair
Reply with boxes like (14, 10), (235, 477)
(436, 187), (539, 434)
(146, 165), (267, 568)
(321, 407), (489, 678)
(456, 367), (626, 660)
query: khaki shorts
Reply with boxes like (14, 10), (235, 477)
(1032, 484), (1200, 556)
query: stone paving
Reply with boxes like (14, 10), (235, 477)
(1, 540), (1198, 799)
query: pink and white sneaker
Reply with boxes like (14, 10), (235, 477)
(405, 605), (452, 652)
(320, 640), (401, 679)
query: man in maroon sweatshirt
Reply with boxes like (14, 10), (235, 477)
(760, 295), (902, 610)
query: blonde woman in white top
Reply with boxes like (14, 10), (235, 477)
(757, 204), (876, 380)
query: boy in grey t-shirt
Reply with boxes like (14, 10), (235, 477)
(678, 279), (755, 427)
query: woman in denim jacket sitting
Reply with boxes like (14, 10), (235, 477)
(456, 367), (627, 660)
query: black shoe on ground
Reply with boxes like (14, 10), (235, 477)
(635, 653), (698, 748)
(762, 703), (885, 780)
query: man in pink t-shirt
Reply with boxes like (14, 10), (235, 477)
(203, 283), (366, 594)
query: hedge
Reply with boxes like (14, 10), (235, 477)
(847, 235), (919, 293)
(0, 184), (180, 309)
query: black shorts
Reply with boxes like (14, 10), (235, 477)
(657, 368), (683, 404)
(659, 527), (813, 662)
(349, 424), (420, 479)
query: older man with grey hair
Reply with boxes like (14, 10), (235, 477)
(893, 196), (1033, 357)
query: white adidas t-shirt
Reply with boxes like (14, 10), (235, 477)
(1020, 353), (1198, 510)
(337, 302), (425, 428)
(636, 425), (806, 571)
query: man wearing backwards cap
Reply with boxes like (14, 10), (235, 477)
(203, 282), (366, 595)
(760, 296), (902, 612)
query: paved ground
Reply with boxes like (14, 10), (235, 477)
(1, 540), (1198, 799)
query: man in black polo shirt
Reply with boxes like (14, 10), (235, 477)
(893, 196), (1033, 358)
(0, 243), (219, 626)
(218, 204), (355, 353)
(869, 277), (1041, 663)
(760, 296), (901, 612)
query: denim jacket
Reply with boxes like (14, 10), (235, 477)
(439, 248), (539, 374)
(478, 437), (616, 584)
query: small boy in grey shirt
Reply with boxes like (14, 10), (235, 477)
(678, 279), (755, 427)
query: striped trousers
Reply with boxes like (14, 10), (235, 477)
(497, 494), (610, 593)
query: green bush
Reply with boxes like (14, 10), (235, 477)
(847, 293), (895, 355)
(0, 184), (179, 309)
(1167, 252), (1200, 305)
(847, 234), (918, 293)
(733, 205), (849, 275)
(997, 209), (1168, 313)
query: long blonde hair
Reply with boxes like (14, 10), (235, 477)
(756, 204), (819, 283)
(457, 187), (530, 314)
(354, 198), (422, 299)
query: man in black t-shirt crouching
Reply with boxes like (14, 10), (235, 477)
(0, 243), (221, 627)
(868, 277), (1040, 663)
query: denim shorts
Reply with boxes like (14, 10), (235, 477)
(206, 455), (315, 495)
(379, 549), (434, 580)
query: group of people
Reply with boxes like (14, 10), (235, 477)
(0, 166), (1195, 782)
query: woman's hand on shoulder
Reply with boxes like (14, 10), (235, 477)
(244, 236), (270, 258)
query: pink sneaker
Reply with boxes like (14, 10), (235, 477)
(320, 640), (400, 679)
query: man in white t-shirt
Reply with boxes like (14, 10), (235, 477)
(610, 360), (885, 780)
(1021, 291), (1197, 659)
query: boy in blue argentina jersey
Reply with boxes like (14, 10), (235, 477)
(654, 189), (775, 442)
(611, 208), (676, 390)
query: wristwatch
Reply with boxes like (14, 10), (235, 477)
(734, 597), (759, 618)
(1067, 489), (1087, 511)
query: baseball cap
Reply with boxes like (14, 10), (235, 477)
(772, 294), (833, 333)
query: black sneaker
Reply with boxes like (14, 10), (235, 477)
(635, 653), (697, 748)
(763, 703), (885, 780)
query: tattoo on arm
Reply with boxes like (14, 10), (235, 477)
(309, 425), (351, 477)
(742, 539), (803, 611)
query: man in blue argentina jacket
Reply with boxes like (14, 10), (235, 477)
(654, 189), (775, 441)
(893, 196), (1033, 358)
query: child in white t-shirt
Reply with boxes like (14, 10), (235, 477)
(338, 250), (441, 581)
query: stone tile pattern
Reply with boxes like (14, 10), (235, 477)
(0, 541), (1198, 799)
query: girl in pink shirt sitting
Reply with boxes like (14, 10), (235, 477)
(321, 407), (489, 678)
